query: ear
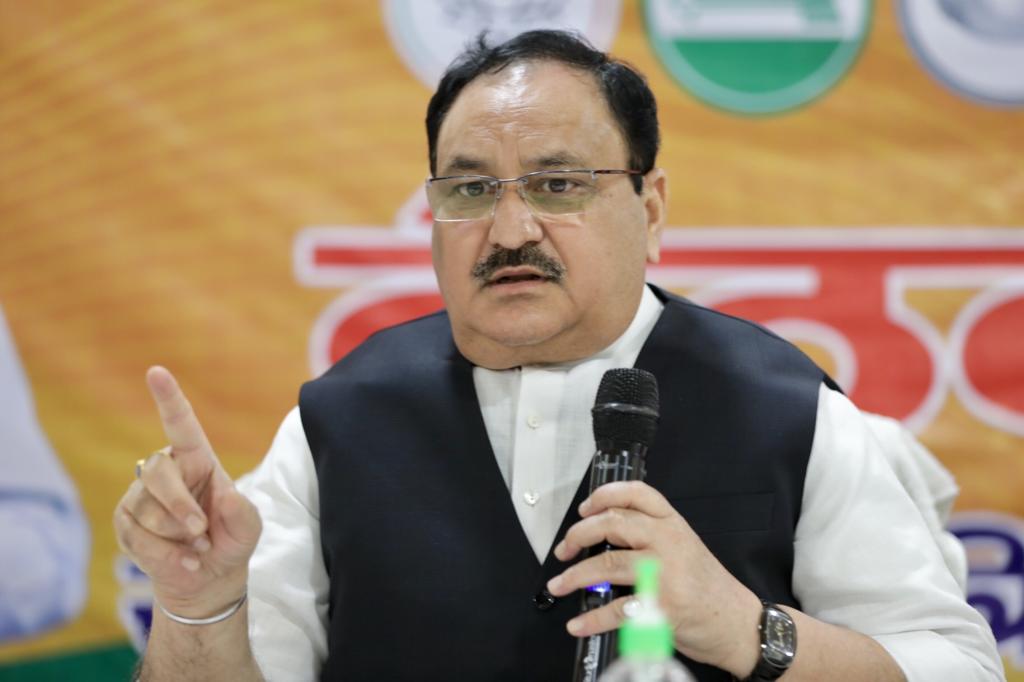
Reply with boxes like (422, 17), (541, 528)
(641, 168), (667, 264)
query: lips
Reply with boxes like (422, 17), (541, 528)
(486, 266), (550, 287)
(471, 244), (567, 286)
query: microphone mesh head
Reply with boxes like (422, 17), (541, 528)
(592, 368), (659, 446)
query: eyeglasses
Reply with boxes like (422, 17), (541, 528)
(425, 169), (642, 222)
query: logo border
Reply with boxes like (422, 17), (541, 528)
(896, 0), (1024, 108)
(642, 0), (875, 115)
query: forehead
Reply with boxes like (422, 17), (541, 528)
(435, 60), (628, 174)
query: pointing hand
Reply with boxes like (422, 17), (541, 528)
(114, 366), (262, 619)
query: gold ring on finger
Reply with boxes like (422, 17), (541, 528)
(135, 446), (173, 479)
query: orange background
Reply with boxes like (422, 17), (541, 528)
(0, 0), (1021, 673)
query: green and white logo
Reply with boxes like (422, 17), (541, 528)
(643, 0), (873, 115)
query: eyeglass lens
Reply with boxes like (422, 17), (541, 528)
(427, 171), (600, 221)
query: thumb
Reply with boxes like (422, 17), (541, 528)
(209, 473), (262, 562)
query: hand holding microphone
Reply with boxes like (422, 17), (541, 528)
(548, 368), (764, 679)
(569, 368), (660, 682)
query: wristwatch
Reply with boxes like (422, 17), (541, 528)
(742, 600), (796, 681)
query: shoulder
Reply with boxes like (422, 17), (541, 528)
(663, 290), (798, 349)
(652, 287), (830, 385)
(326, 309), (451, 374)
(301, 309), (456, 399)
(345, 309), (450, 360)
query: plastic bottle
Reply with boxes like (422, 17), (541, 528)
(598, 557), (698, 682)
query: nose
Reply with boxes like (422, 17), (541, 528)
(486, 181), (544, 250)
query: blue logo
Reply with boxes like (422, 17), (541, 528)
(950, 511), (1024, 668)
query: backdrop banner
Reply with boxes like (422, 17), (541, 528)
(1, 1), (1021, 678)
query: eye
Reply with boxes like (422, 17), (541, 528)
(539, 176), (578, 193)
(455, 180), (489, 198)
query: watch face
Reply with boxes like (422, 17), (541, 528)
(762, 607), (796, 666)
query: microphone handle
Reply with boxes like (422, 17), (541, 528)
(588, 440), (648, 492)
(571, 441), (648, 682)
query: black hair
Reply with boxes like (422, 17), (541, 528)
(425, 30), (659, 193)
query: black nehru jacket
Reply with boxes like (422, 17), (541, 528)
(300, 285), (833, 681)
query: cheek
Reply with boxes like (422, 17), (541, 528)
(433, 229), (482, 294)
(570, 210), (648, 276)
(431, 232), (457, 295)
(555, 236), (619, 300)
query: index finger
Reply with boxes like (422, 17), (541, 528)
(580, 481), (676, 519)
(146, 366), (215, 466)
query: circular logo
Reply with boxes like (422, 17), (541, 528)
(643, 0), (873, 115)
(899, 0), (1024, 106)
(383, 0), (623, 89)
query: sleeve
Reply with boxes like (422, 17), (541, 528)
(0, 304), (89, 639)
(861, 411), (968, 593)
(793, 385), (1006, 682)
(236, 407), (329, 682)
(0, 499), (89, 639)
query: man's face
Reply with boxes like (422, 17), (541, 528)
(432, 60), (666, 369)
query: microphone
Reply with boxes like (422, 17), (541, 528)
(571, 368), (660, 682)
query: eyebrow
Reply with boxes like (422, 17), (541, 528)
(441, 156), (488, 175)
(528, 152), (587, 169)
(439, 151), (590, 177)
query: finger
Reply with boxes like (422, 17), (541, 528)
(555, 507), (654, 561)
(121, 478), (195, 541)
(146, 366), (216, 474)
(580, 481), (676, 519)
(114, 505), (203, 574)
(547, 548), (644, 597)
(566, 595), (636, 638)
(136, 449), (208, 536)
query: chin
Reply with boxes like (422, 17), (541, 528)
(473, 309), (569, 349)
(482, 323), (561, 349)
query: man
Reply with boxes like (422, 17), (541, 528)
(114, 31), (1004, 681)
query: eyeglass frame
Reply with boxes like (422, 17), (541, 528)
(424, 168), (643, 223)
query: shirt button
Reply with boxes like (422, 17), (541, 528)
(533, 589), (557, 611)
(527, 414), (540, 429)
(523, 491), (539, 506)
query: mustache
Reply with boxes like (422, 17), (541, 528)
(471, 244), (567, 283)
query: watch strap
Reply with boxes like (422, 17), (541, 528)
(744, 658), (788, 682)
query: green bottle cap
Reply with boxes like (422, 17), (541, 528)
(618, 557), (675, 659)
(635, 555), (659, 599)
